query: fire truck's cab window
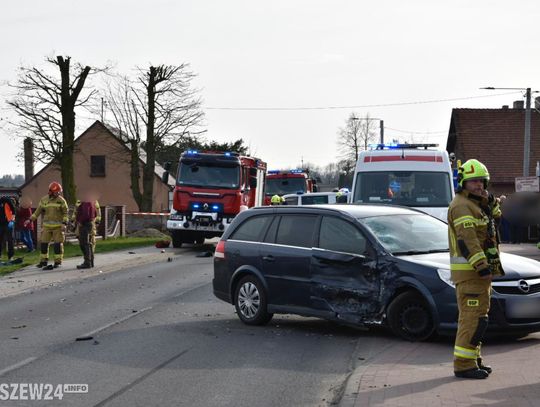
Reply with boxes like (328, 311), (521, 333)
(177, 162), (240, 189)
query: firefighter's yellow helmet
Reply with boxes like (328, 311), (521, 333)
(271, 195), (282, 205)
(458, 159), (490, 187)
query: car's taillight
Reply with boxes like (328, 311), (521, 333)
(215, 240), (226, 259)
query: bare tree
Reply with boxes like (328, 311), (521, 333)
(337, 112), (378, 163)
(7, 56), (101, 204)
(104, 65), (205, 211)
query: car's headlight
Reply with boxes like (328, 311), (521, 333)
(437, 268), (455, 288)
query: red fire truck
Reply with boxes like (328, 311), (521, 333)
(166, 150), (266, 247)
(263, 169), (318, 205)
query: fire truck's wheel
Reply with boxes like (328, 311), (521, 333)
(196, 237), (205, 245)
(234, 275), (273, 325)
(171, 231), (183, 248)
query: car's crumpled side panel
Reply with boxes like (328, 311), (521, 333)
(310, 252), (399, 325)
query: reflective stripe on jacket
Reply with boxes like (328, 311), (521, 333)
(31, 195), (68, 228)
(447, 190), (501, 283)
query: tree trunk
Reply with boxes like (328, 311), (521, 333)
(58, 56), (76, 204)
(130, 140), (143, 210)
(56, 56), (91, 205)
(141, 67), (157, 212)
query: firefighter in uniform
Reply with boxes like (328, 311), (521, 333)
(30, 182), (69, 268)
(72, 196), (101, 268)
(270, 195), (283, 205)
(448, 159), (503, 379)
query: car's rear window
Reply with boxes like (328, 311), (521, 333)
(229, 215), (273, 242)
(275, 215), (317, 248)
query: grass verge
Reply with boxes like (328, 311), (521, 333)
(0, 237), (166, 276)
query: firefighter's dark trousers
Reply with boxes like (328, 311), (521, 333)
(454, 278), (491, 372)
(40, 227), (65, 264)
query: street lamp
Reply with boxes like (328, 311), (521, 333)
(351, 116), (385, 144)
(480, 87), (537, 176)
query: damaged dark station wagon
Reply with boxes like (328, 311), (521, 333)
(212, 204), (540, 341)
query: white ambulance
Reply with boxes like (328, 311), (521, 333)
(349, 143), (455, 222)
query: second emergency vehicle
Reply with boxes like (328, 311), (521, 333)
(264, 169), (318, 205)
(349, 143), (455, 222)
(166, 150), (267, 247)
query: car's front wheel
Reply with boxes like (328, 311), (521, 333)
(386, 291), (435, 341)
(234, 275), (273, 325)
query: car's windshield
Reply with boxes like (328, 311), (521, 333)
(359, 213), (449, 254)
(352, 171), (452, 207)
(177, 162), (240, 189)
(265, 177), (306, 195)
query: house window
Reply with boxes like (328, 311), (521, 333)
(91, 155), (106, 177)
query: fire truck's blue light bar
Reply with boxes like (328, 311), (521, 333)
(290, 169), (304, 173)
(268, 170), (280, 175)
(193, 204), (200, 209)
(212, 205), (219, 210)
(186, 150), (198, 155)
(224, 152), (231, 157)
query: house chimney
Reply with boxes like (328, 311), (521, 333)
(23, 137), (34, 182)
(502, 105), (509, 109)
(513, 100), (524, 109)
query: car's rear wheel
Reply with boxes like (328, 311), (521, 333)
(387, 291), (435, 341)
(234, 275), (273, 325)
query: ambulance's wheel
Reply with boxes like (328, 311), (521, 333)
(387, 291), (434, 341)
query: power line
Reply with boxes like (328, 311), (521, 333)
(204, 91), (522, 111)
(385, 126), (447, 135)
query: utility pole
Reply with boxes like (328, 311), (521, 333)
(380, 120), (384, 144)
(524, 88), (531, 176)
(481, 87), (535, 176)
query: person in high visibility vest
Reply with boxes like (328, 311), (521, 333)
(448, 159), (503, 379)
(29, 182), (69, 268)
(270, 195), (283, 205)
(0, 196), (16, 261)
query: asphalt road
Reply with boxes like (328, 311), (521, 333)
(0, 246), (369, 407)
(2, 243), (540, 406)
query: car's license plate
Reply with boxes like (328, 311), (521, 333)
(506, 296), (540, 319)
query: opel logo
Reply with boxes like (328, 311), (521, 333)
(203, 203), (209, 211)
(518, 279), (530, 293)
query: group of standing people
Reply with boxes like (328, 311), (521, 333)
(0, 181), (100, 270)
(0, 194), (35, 262)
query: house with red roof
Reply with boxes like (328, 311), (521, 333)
(446, 100), (540, 196)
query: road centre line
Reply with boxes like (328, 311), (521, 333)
(81, 306), (153, 338)
(0, 357), (38, 377)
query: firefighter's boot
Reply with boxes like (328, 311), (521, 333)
(454, 368), (489, 379)
(37, 242), (49, 268)
(477, 357), (492, 374)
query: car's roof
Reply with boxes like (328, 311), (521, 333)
(250, 203), (422, 218)
(282, 191), (338, 198)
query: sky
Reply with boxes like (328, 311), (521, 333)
(1, 0), (539, 176)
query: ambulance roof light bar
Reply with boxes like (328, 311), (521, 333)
(368, 143), (439, 150)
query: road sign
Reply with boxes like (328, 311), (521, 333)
(515, 176), (539, 192)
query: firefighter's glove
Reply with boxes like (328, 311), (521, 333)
(478, 266), (493, 278)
